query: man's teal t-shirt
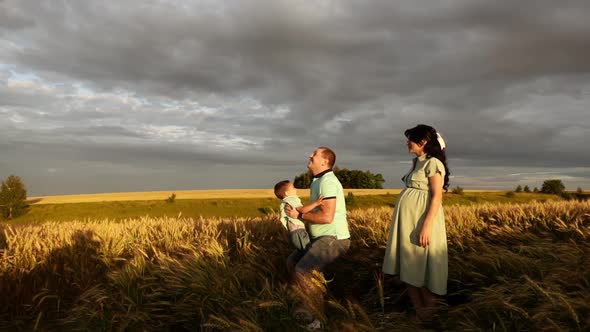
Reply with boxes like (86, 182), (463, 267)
(308, 170), (350, 240)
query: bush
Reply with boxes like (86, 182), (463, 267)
(541, 179), (565, 195)
(523, 185), (531, 193)
(505, 191), (515, 198)
(166, 193), (176, 203)
(533, 187), (539, 193)
(466, 196), (482, 203)
(573, 190), (589, 201)
(560, 192), (573, 200)
(0, 175), (28, 220)
(345, 192), (356, 206)
(258, 206), (274, 215)
(452, 186), (464, 195)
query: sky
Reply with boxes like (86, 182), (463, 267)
(1, 0), (589, 196)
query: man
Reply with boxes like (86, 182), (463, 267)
(284, 146), (350, 327)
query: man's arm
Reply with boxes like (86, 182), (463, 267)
(286, 198), (336, 224)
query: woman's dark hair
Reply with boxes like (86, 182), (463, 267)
(404, 124), (450, 191)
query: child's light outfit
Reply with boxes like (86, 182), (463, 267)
(279, 195), (310, 251)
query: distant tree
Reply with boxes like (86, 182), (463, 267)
(374, 173), (385, 189)
(541, 179), (565, 195)
(0, 175), (28, 220)
(451, 186), (464, 195)
(515, 185), (523, 193)
(293, 168), (385, 189)
(533, 187), (539, 193)
(293, 171), (314, 189)
(334, 167), (385, 189)
(577, 187), (584, 194)
(523, 185), (531, 193)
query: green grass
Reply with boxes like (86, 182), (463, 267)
(441, 191), (563, 205)
(8, 192), (564, 224)
(10, 198), (276, 224)
(345, 191), (562, 209)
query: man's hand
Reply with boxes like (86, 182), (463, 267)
(284, 203), (299, 219)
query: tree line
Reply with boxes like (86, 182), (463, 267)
(293, 167), (385, 189)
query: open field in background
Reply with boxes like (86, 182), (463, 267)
(29, 188), (516, 205)
(14, 192), (565, 224)
(1, 200), (589, 331)
(29, 189), (409, 205)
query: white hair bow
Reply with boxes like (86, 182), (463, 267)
(436, 132), (446, 150)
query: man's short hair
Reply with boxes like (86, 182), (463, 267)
(274, 180), (291, 199)
(318, 146), (336, 168)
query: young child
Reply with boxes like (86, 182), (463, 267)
(274, 180), (323, 251)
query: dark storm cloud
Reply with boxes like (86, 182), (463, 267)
(1, 0), (589, 194)
(2, 138), (287, 168)
(0, 0), (35, 31)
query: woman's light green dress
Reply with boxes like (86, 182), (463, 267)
(382, 154), (448, 295)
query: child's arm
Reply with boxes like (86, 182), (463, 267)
(296, 195), (324, 214)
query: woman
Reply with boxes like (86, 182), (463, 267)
(383, 124), (449, 309)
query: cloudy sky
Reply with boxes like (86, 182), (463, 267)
(1, 0), (589, 196)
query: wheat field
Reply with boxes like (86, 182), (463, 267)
(1, 200), (589, 331)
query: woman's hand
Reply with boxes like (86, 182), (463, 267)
(420, 169), (443, 248)
(419, 224), (432, 247)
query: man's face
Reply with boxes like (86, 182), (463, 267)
(307, 148), (326, 173)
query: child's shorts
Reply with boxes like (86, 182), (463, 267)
(289, 228), (310, 251)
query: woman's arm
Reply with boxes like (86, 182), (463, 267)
(419, 172), (443, 247)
